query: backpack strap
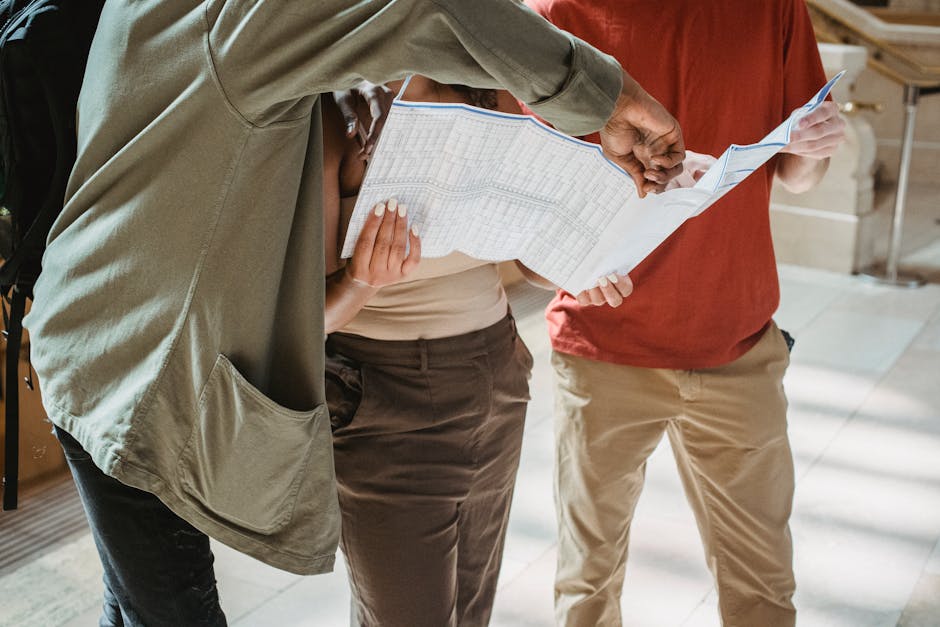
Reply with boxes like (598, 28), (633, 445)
(2, 284), (26, 510)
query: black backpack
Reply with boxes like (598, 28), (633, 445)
(0, 0), (104, 510)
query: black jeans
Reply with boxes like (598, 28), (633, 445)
(54, 425), (227, 627)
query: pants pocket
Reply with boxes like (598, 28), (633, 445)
(324, 348), (363, 432)
(515, 335), (535, 375)
(178, 354), (325, 535)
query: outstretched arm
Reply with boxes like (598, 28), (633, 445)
(209, 0), (683, 182)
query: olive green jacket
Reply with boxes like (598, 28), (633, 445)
(25, 0), (622, 574)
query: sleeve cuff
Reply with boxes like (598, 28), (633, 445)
(525, 37), (623, 137)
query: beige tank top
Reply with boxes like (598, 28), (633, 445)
(337, 197), (508, 340)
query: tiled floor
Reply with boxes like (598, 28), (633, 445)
(869, 180), (940, 286)
(1, 264), (939, 627)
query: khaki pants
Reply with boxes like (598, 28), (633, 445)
(552, 323), (796, 627)
(329, 315), (533, 627)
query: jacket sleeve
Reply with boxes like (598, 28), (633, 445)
(206, 0), (622, 135)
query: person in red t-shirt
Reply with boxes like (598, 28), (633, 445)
(525, 1), (846, 626)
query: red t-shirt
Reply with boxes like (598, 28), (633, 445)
(528, 0), (827, 369)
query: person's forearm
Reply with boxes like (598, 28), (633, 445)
(775, 153), (829, 194)
(325, 270), (378, 334)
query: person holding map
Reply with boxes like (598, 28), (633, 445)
(23, 1), (687, 624)
(320, 77), (537, 627)
(526, 1), (846, 626)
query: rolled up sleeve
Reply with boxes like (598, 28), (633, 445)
(525, 37), (622, 136)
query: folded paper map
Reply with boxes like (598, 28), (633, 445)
(342, 72), (843, 294)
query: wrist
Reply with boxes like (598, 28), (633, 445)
(610, 70), (653, 127)
(776, 153), (829, 194)
(340, 268), (380, 294)
(617, 70), (644, 106)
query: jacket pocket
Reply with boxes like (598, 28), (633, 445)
(178, 354), (325, 535)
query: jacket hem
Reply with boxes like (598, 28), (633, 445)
(45, 404), (337, 576)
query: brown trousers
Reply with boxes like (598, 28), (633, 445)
(328, 315), (532, 627)
(552, 323), (796, 627)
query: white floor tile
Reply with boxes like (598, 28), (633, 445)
(232, 559), (352, 627)
(628, 437), (694, 523)
(793, 464), (939, 622)
(788, 406), (854, 480)
(926, 538), (940, 576)
(620, 514), (714, 627)
(503, 419), (557, 568)
(776, 277), (844, 333)
(777, 264), (861, 290)
(903, 236), (940, 275)
(621, 443), (724, 626)
(212, 540), (305, 591)
(790, 310), (925, 374)
(680, 594), (719, 627)
(59, 605), (105, 627)
(784, 363), (880, 412)
(829, 283), (940, 323)
(496, 556), (530, 590)
(517, 313), (555, 430)
(897, 573), (940, 627)
(0, 534), (102, 627)
(910, 307), (940, 352)
(218, 572), (287, 623)
(490, 547), (556, 627)
(794, 602), (902, 627)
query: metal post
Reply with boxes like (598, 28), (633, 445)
(859, 83), (925, 288)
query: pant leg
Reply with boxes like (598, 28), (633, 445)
(338, 498), (461, 627)
(551, 351), (676, 627)
(454, 333), (531, 627)
(666, 323), (796, 627)
(54, 426), (226, 627)
(332, 318), (529, 627)
(332, 355), (478, 627)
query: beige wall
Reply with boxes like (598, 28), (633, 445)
(852, 67), (940, 186)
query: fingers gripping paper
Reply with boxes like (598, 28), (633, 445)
(341, 73), (842, 294)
